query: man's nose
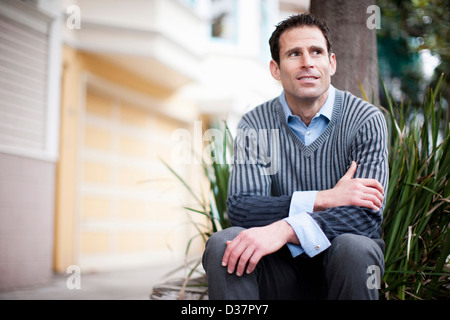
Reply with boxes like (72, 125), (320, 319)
(300, 53), (313, 68)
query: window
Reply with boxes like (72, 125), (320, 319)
(177, 0), (197, 9)
(260, 0), (272, 61)
(210, 0), (237, 42)
(0, 1), (60, 162)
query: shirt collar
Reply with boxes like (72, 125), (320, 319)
(280, 85), (335, 123)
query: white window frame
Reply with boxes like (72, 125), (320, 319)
(0, 0), (61, 163)
(209, 0), (239, 44)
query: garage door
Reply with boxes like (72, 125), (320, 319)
(78, 84), (195, 271)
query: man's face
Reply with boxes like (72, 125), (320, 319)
(270, 26), (336, 105)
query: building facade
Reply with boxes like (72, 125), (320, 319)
(0, 0), (308, 290)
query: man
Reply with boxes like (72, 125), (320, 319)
(202, 13), (388, 300)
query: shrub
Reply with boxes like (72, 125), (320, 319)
(377, 75), (450, 299)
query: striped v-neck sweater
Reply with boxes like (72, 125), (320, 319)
(226, 89), (389, 241)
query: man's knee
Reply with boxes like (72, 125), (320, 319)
(326, 234), (385, 282)
(328, 234), (384, 267)
(202, 227), (245, 270)
(324, 234), (385, 299)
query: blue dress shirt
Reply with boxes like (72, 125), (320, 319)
(279, 86), (335, 257)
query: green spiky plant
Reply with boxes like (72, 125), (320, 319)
(376, 75), (450, 300)
(161, 121), (233, 298)
(162, 121), (232, 247)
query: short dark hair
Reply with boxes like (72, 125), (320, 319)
(269, 13), (333, 65)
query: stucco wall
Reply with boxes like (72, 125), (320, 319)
(0, 153), (56, 290)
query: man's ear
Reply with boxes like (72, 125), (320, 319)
(270, 59), (281, 81)
(329, 53), (337, 76)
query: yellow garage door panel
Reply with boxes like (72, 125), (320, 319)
(118, 136), (149, 158)
(86, 90), (113, 119)
(149, 140), (179, 164)
(148, 202), (185, 222)
(83, 161), (111, 184)
(118, 200), (147, 219)
(117, 231), (148, 252)
(82, 196), (111, 219)
(119, 103), (153, 128)
(81, 232), (110, 254)
(118, 166), (150, 187)
(84, 126), (112, 151)
(156, 117), (182, 136)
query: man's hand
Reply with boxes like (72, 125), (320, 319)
(221, 220), (298, 276)
(314, 161), (384, 212)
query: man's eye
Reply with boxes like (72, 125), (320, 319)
(312, 50), (323, 55)
(289, 52), (300, 57)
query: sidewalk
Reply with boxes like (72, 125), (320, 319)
(0, 263), (187, 300)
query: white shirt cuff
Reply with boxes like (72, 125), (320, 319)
(290, 190), (317, 214)
(284, 213), (331, 257)
(284, 191), (330, 257)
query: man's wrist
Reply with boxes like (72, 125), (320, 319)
(275, 220), (300, 245)
(314, 190), (330, 212)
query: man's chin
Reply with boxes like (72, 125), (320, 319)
(295, 90), (325, 101)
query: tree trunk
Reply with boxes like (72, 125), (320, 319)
(310, 0), (379, 105)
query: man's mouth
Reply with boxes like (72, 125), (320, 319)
(297, 75), (319, 80)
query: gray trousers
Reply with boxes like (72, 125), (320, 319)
(202, 227), (385, 300)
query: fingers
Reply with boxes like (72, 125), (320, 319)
(356, 193), (382, 211)
(359, 177), (384, 195)
(221, 234), (263, 277)
(357, 178), (383, 195)
(346, 160), (385, 205)
(356, 178), (384, 209)
(236, 247), (255, 276)
(349, 181), (384, 210)
(222, 237), (250, 276)
(222, 239), (240, 273)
